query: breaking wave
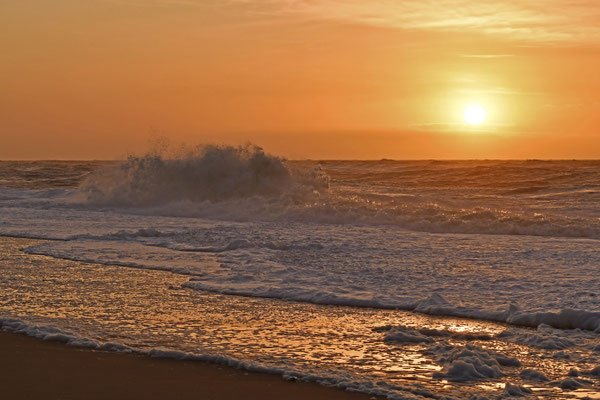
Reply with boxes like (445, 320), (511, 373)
(2, 149), (599, 239)
(75, 144), (329, 206)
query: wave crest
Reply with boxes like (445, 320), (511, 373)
(76, 144), (328, 206)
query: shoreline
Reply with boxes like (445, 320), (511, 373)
(0, 330), (380, 400)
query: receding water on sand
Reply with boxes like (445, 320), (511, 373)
(1, 238), (599, 399)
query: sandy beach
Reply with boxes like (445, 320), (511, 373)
(1, 331), (377, 400)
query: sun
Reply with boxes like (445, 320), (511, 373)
(464, 105), (486, 125)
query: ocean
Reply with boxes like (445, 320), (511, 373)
(1, 146), (599, 399)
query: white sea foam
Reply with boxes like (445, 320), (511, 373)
(507, 309), (600, 332)
(0, 317), (434, 400)
(20, 223), (600, 333)
(519, 369), (549, 382)
(500, 383), (532, 397)
(497, 324), (576, 349)
(376, 324), (493, 344)
(551, 377), (586, 390)
(3, 229), (600, 400)
(2, 154), (600, 389)
(430, 344), (520, 382)
(0, 318), (135, 352)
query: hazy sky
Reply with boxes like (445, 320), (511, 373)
(2, 0), (599, 159)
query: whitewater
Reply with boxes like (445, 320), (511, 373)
(1, 145), (599, 398)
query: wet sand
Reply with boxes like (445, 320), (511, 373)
(0, 331), (377, 400)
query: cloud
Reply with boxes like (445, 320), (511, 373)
(221, 0), (600, 44)
(460, 54), (515, 58)
(107, 1), (600, 44)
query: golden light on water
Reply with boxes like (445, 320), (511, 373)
(464, 105), (486, 125)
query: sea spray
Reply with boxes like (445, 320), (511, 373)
(75, 144), (329, 206)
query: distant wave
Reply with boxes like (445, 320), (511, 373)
(73, 191), (600, 240)
(1, 152), (599, 239)
(62, 149), (600, 239)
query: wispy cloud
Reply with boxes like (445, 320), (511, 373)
(455, 87), (544, 96)
(108, 0), (600, 45)
(410, 121), (515, 133)
(220, 0), (600, 44)
(460, 54), (515, 58)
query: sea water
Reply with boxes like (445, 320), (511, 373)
(1, 147), (599, 398)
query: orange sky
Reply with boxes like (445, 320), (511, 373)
(1, 0), (599, 159)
